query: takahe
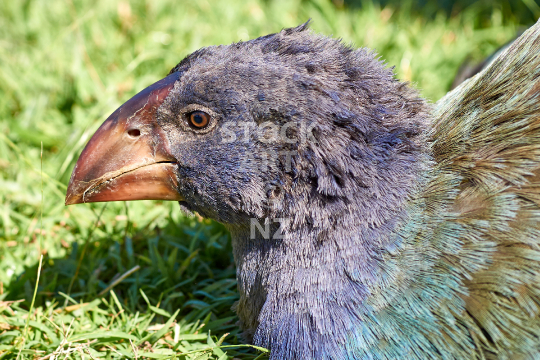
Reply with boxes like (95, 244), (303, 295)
(66, 20), (540, 359)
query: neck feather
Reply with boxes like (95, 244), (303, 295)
(227, 158), (477, 359)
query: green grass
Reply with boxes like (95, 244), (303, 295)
(0, 0), (535, 358)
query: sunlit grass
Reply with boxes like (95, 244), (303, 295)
(0, 0), (532, 358)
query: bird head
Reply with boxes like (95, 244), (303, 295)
(66, 23), (431, 230)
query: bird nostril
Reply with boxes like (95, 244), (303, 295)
(127, 129), (141, 138)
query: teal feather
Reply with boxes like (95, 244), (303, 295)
(357, 19), (540, 358)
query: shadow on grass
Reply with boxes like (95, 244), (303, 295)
(4, 213), (263, 357)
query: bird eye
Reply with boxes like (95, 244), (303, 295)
(187, 111), (210, 129)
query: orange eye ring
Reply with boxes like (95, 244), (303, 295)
(188, 111), (210, 129)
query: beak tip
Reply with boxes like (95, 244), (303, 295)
(64, 196), (78, 206)
(65, 186), (83, 205)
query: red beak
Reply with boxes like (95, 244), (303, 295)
(65, 73), (183, 205)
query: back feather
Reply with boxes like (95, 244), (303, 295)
(431, 18), (540, 358)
